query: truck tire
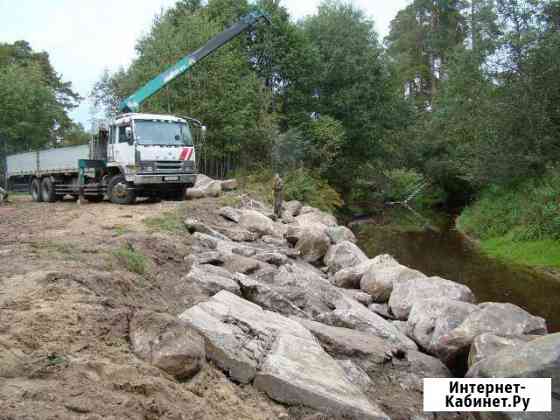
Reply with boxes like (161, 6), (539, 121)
(41, 178), (57, 202)
(31, 178), (43, 202)
(108, 175), (136, 205)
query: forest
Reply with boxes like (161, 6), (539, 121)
(2, 0), (560, 267)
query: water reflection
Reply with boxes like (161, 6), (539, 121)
(354, 214), (560, 332)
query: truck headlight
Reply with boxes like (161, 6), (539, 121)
(143, 166), (154, 173)
(182, 160), (194, 171)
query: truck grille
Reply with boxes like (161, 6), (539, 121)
(155, 161), (182, 172)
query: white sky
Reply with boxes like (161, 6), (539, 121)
(0, 0), (409, 128)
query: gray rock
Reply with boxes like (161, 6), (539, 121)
(295, 224), (331, 264)
(239, 210), (276, 237)
(220, 179), (238, 191)
(333, 255), (399, 290)
(407, 298), (479, 361)
(254, 333), (389, 420)
(316, 297), (418, 351)
(295, 318), (397, 363)
(467, 333), (560, 395)
(218, 206), (241, 223)
(183, 263), (240, 296)
(286, 225), (304, 245)
(231, 246), (257, 258)
(261, 235), (287, 246)
(282, 200), (303, 219)
(327, 225), (357, 244)
(130, 310), (205, 380)
(368, 303), (395, 319)
(184, 251), (225, 267)
(236, 274), (309, 318)
(223, 254), (261, 275)
(255, 252), (289, 266)
(295, 209), (338, 227)
(215, 226), (259, 242)
(441, 302), (547, 365)
(389, 276), (476, 320)
(187, 174), (222, 198)
(338, 359), (374, 390)
(179, 291), (313, 384)
(192, 232), (219, 250)
(392, 320), (410, 336)
(468, 333), (537, 367)
(361, 263), (425, 303)
(342, 289), (374, 307)
(324, 241), (368, 274)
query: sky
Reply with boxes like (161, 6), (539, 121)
(0, 0), (409, 128)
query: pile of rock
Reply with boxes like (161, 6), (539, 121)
(132, 198), (558, 419)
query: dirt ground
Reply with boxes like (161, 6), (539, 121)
(0, 195), (311, 420)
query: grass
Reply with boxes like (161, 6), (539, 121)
(480, 237), (560, 269)
(143, 210), (187, 234)
(112, 245), (148, 275)
(30, 240), (79, 258)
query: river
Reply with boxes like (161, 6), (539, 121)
(353, 210), (560, 332)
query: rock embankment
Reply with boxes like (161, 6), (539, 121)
(173, 195), (558, 419)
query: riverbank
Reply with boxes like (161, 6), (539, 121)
(455, 173), (560, 272)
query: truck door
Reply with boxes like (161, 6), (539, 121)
(113, 124), (136, 166)
(108, 125), (116, 161)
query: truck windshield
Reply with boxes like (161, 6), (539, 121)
(134, 120), (193, 146)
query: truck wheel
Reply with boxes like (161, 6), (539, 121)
(86, 195), (104, 203)
(41, 178), (57, 202)
(31, 178), (43, 202)
(108, 175), (136, 205)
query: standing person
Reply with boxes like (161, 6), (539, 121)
(273, 174), (284, 220)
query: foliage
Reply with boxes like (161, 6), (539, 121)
(283, 167), (343, 213)
(236, 166), (343, 213)
(0, 41), (84, 154)
(479, 237), (560, 269)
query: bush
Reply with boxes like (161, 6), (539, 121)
(382, 168), (446, 208)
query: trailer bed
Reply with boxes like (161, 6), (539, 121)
(6, 144), (90, 177)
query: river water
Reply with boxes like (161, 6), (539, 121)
(353, 212), (560, 332)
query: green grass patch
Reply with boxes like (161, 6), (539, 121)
(112, 245), (148, 275)
(480, 237), (560, 269)
(143, 211), (187, 234)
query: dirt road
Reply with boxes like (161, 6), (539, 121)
(0, 195), (292, 420)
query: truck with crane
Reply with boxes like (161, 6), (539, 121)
(5, 12), (269, 204)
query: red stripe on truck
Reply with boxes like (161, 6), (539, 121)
(179, 147), (193, 160)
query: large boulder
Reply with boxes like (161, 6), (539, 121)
(406, 298), (479, 361)
(235, 273), (308, 318)
(282, 200), (303, 219)
(187, 174), (222, 198)
(183, 263), (240, 296)
(439, 302), (547, 365)
(220, 179), (238, 191)
(214, 226), (259, 242)
(324, 241), (368, 274)
(223, 253), (261, 275)
(389, 276), (476, 320)
(180, 291), (387, 419)
(129, 310), (205, 380)
(295, 209), (338, 228)
(327, 225), (357, 244)
(361, 263), (425, 303)
(239, 210), (276, 237)
(254, 334), (389, 420)
(467, 333), (560, 420)
(333, 255), (397, 289)
(468, 333), (536, 367)
(295, 224), (331, 264)
(296, 319), (453, 420)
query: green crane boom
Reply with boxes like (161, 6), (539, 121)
(118, 11), (270, 114)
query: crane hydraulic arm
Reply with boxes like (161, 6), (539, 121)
(118, 11), (270, 113)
